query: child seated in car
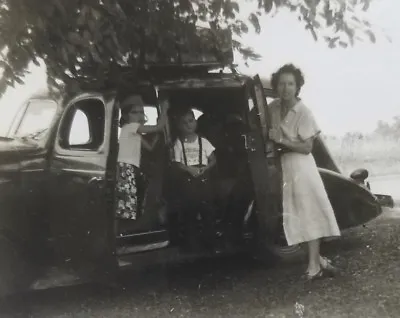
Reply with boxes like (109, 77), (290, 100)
(171, 107), (217, 252)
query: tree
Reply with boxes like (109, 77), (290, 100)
(374, 120), (392, 137)
(374, 116), (400, 139)
(0, 0), (377, 97)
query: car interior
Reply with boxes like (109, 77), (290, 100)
(115, 86), (255, 247)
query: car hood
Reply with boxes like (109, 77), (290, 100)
(0, 137), (41, 161)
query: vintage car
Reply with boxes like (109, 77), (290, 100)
(0, 40), (393, 297)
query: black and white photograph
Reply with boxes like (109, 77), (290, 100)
(0, 0), (399, 317)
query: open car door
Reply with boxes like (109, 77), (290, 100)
(244, 75), (282, 245)
(114, 85), (170, 256)
(47, 92), (119, 284)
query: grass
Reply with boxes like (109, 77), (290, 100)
(1, 208), (400, 317)
(323, 135), (400, 177)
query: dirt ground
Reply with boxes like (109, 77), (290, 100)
(0, 207), (399, 318)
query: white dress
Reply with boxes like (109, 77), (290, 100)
(269, 99), (341, 246)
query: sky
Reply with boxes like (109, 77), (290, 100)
(0, 0), (399, 136)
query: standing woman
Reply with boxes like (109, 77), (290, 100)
(268, 64), (341, 280)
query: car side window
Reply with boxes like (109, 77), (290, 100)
(59, 98), (105, 151)
(69, 109), (91, 145)
(117, 104), (159, 138)
(143, 105), (159, 125)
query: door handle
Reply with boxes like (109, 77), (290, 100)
(241, 134), (256, 152)
(241, 134), (248, 150)
(88, 176), (104, 186)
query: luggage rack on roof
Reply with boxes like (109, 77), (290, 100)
(157, 75), (247, 89)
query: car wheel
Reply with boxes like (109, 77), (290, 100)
(0, 235), (29, 297)
(250, 208), (306, 263)
(264, 241), (306, 262)
(253, 233), (306, 264)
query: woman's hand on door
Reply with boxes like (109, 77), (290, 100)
(269, 128), (282, 143)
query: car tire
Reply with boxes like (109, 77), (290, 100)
(250, 238), (306, 265)
(0, 235), (29, 298)
(244, 202), (307, 264)
(264, 242), (306, 262)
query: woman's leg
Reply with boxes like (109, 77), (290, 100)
(134, 167), (146, 217)
(306, 239), (321, 275)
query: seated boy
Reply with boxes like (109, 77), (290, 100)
(171, 107), (217, 252)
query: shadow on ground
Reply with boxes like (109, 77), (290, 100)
(0, 208), (399, 317)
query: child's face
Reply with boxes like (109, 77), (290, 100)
(178, 111), (197, 136)
(128, 105), (146, 124)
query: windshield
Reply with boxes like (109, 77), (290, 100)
(12, 100), (58, 140)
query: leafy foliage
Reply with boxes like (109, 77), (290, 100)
(0, 0), (376, 97)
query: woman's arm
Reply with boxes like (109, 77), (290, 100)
(137, 104), (169, 134)
(279, 137), (313, 155)
(275, 143), (293, 154)
(270, 105), (319, 155)
(137, 116), (167, 134)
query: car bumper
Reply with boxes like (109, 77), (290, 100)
(373, 194), (395, 208)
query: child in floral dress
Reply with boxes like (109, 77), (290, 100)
(116, 95), (167, 220)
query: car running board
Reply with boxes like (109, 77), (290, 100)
(116, 240), (169, 256)
(30, 267), (84, 291)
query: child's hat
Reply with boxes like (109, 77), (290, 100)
(121, 95), (144, 109)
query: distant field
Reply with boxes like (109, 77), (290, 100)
(323, 135), (400, 177)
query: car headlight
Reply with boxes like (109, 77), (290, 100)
(350, 168), (370, 190)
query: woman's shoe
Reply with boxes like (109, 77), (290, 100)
(305, 268), (327, 281)
(320, 256), (339, 276)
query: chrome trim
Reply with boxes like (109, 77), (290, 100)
(116, 240), (169, 256)
(117, 230), (166, 239)
(244, 200), (254, 224)
(21, 169), (46, 172)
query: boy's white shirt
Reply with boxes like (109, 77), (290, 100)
(173, 136), (215, 166)
(117, 122), (141, 167)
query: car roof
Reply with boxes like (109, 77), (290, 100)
(25, 68), (275, 106)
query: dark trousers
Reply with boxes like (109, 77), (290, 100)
(171, 168), (217, 251)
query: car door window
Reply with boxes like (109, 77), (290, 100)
(59, 98), (105, 151)
(69, 109), (91, 145)
(143, 105), (158, 125)
(266, 97), (274, 105)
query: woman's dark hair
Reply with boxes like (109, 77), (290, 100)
(270, 63), (305, 97)
(118, 94), (144, 127)
(176, 107), (195, 121)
